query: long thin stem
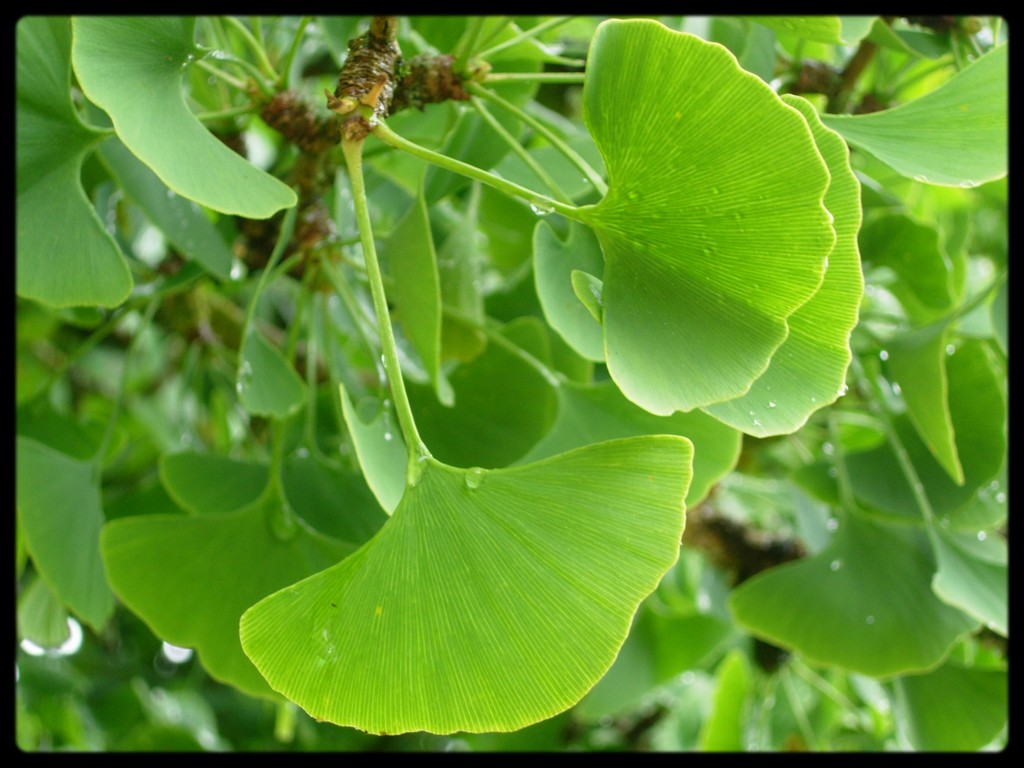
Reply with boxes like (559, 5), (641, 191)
(442, 305), (562, 388)
(195, 59), (250, 92)
(277, 16), (312, 88)
(371, 120), (583, 221)
(475, 16), (573, 60)
(342, 136), (430, 470)
(90, 298), (161, 473)
(242, 205), (297, 332)
(452, 17), (488, 72)
(222, 15), (280, 83)
(470, 96), (573, 204)
(468, 82), (607, 196)
(482, 72), (587, 84)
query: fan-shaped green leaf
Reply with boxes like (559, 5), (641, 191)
(746, 16), (843, 44)
(578, 20), (834, 414)
(97, 137), (233, 280)
(930, 525), (1006, 636)
(237, 330), (306, 419)
(533, 220), (605, 362)
(704, 95), (862, 435)
(821, 44), (1007, 186)
(16, 16), (132, 308)
(860, 213), (954, 322)
(16, 437), (114, 631)
(160, 452), (268, 515)
(730, 511), (976, 677)
(241, 436), (692, 734)
(101, 496), (356, 699)
(18, 575), (71, 649)
(437, 188), (488, 363)
(894, 662), (1007, 750)
(519, 379), (740, 508)
(282, 453), (388, 544)
(71, 17), (296, 217)
(576, 607), (732, 720)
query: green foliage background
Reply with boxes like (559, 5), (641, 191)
(16, 15), (1006, 752)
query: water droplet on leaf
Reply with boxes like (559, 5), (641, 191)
(464, 467), (485, 490)
(830, 559), (842, 571)
(879, 350), (889, 361)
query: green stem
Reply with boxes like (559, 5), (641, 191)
(195, 58), (250, 92)
(222, 15), (280, 83)
(342, 136), (430, 471)
(280, 16), (312, 87)
(319, 258), (381, 380)
(90, 298), (161, 472)
(442, 305), (562, 388)
(475, 16), (573, 60)
(475, 17), (512, 50)
(827, 411), (862, 516)
(468, 82), (607, 196)
(470, 96), (573, 204)
(371, 120), (583, 221)
(453, 17), (488, 72)
(242, 205), (297, 332)
(850, 354), (938, 531)
(482, 72), (586, 84)
(195, 103), (262, 123)
(780, 666), (820, 751)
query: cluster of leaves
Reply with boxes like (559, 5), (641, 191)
(17, 16), (1006, 751)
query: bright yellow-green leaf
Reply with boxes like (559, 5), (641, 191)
(241, 437), (692, 734)
(578, 20), (834, 414)
(704, 95), (863, 435)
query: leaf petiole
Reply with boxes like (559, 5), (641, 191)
(342, 134), (431, 480)
(370, 119), (583, 221)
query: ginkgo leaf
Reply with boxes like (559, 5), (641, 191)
(518, 379), (740, 508)
(886, 321), (963, 484)
(703, 94), (862, 436)
(821, 43), (1007, 187)
(577, 19), (835, 415)
(16, 16), (132, 308)
(730, 510), (977, 677)
(71, 17), (295, 217)
(16, 437), (115, 631)
(97, 137), (233, 280)
(237, 330), (306, 419)
(930, 525), (1006, 636)
(101, 494), (357, 699)
(240, 436), (692, 735)
(894, 661), (1007, 750)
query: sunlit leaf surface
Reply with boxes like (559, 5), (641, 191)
(578, 20), (835, 414)
(241, 437), (692, 734)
